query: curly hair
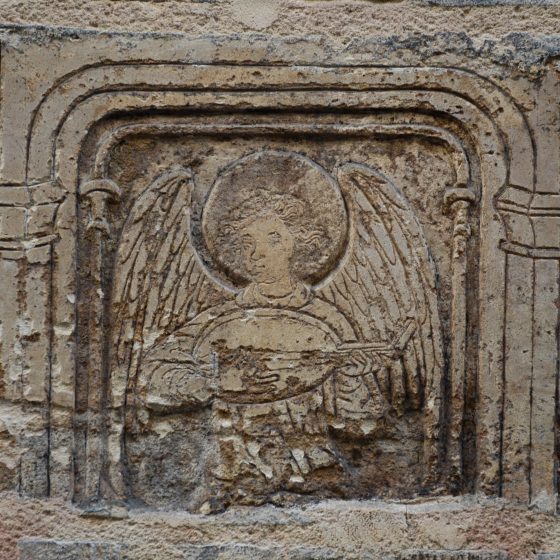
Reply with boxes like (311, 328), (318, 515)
(216, 191), (330, 283)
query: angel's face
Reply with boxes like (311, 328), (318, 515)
(240, 215), (295, 284)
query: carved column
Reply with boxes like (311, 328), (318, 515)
(444, 186), (476, 486)
(75, 178), (121, 503)
(497, 183), (560, 510)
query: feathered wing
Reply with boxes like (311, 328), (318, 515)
(109, 167), (231, 409)
(317, 163), (443, 426)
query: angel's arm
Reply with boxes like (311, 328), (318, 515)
(138, 336), (216, 413)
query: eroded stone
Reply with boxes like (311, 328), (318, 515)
(18, 539), (123, 560)
(181, 544), (341, 559)
(395, 552), (510, 560)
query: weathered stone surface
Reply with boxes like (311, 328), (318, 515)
(1, 1), (560, 35)
(181, 544), (341, 559)
(19, 539), (123, 560)
(395, 552), (510, 560)
(0, 494), (556, 560)
(1, 1), (560, 558)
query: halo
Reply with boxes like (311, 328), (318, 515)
(202, 150), (349, 287)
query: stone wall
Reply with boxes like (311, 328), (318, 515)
(1, 1), (560, 559)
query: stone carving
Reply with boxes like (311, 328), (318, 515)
(3, 23), (560, 558)
(111, 151), (442, 510)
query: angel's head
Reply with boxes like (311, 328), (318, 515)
(203, 151), (348, 292)
(218, 192), (326, 288)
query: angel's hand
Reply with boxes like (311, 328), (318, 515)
(340, 350), (381, 377)
(248, 369), (281, 391)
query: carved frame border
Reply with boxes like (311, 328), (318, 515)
(79, 117), (473, 502)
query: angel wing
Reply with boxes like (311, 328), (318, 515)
(317, 163), (444, 417)
(109, 167), (232, 408)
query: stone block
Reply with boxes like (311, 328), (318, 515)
(395, 551), (510, 560)
(0, 22), (557, 511)
(18, 539), (123, 560)
(181, 544), (341, 559)
(0, 2), (559, 558)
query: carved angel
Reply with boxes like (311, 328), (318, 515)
(111, 151), (443, 509)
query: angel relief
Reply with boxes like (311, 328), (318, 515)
(111, 150), (444, 511)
